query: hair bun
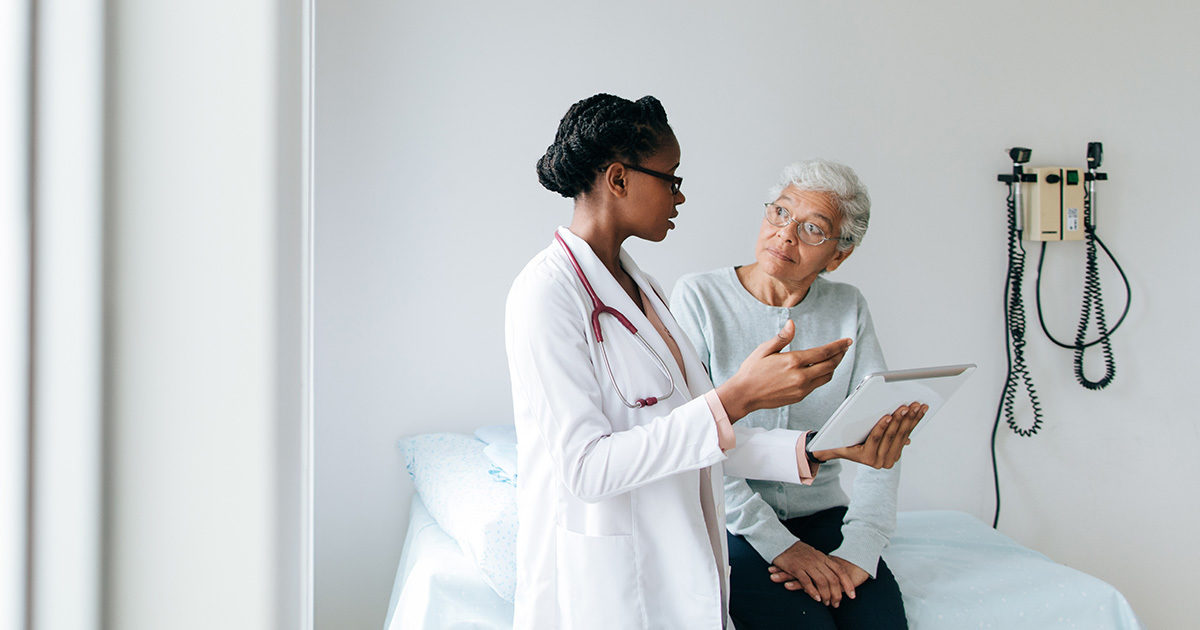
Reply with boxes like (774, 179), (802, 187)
(536, 94), (672, 198)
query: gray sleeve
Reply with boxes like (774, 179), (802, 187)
(723, 476), (800, 564)
(671, 277), (799, 564)
(668, 279), (710, 369)
(830, 291), (898, 577)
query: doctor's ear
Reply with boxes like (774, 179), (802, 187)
(603, 162), (629, 197)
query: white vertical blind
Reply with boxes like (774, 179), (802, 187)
(0, 1), (31, 628)
(30, 1), (106, 628)
(272, 0), (315, 627)
(4, 2), (312, 627)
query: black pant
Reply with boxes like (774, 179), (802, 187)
(727, 506), (907, 629)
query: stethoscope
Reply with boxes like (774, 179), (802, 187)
(555, 232), (676, 408)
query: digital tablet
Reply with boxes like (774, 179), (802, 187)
(806, 364), (976, 452)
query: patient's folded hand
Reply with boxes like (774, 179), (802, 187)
(769, 541), (858, 607)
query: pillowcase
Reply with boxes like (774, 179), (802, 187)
(483, 442), (518, 479)
(398, 433), (518, 602)
(474, 424), (517, 446)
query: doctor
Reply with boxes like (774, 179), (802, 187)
(505, 93), (921, 630)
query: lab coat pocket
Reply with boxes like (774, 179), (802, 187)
(555, 526), (641, 629)
(558, 493), (632, 536)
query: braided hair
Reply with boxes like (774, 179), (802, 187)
(537, 94), (673, 198)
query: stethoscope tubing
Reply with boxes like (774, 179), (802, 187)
(554, 232), (676, 408)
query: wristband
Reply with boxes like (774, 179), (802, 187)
(804, 431), (822, 465)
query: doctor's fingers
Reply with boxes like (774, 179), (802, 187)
(779, 350), (844, 397)
(751, 319), (796, 358)
(800, 353), (844, 385)
(788, 338), (852, 368)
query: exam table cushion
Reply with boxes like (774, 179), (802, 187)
(387, 496), (1142, 630)
(393, 430), (1142, 629)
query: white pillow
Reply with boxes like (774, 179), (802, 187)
(398, 433), (518, 602)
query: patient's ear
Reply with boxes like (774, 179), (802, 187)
(825, 246), (853, 273)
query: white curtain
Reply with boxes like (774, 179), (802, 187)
(3, 2), (312, 629)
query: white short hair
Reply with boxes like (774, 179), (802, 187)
(768, 159), (870, 252)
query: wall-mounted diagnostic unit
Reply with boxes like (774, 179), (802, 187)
(990, 142), (1130, 528)
(1023, 166), (1086, 241)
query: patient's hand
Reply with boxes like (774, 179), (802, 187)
(773, 554), (870, 603)
(768, 541), (857, 607)
(828, 556), (870, 589)
(812, 402), (928, 469)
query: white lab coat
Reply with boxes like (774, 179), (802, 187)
(504, 227), (807, 630)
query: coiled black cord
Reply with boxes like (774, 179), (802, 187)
(1074, 205), (1116, 389)
(991, 184), (1045, 527)
(1033, 185), (1131, 390)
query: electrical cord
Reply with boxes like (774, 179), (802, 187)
(991, 146), (1131, 527)
(992, 174), (1132, 527)
(991, 183), (1045, 527)
(1033, 186), (1131, 389)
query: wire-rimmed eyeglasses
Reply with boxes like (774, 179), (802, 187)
(764, 202), (848, 246)
(625, 163), (683, 195)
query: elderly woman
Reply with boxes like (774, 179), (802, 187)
(671, 160), (918, 629)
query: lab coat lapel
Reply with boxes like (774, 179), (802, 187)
(623, 252), (732, 624)
(555, 228), (687, 404)
(554, 228), (649, 331)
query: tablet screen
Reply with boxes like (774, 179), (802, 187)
(806, 364), (975, 452)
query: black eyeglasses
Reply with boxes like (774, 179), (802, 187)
(624, 163), (683, 195)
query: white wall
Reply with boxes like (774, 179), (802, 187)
(316, 2), (1200, 628)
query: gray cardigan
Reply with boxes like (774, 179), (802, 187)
(670, 267), (897, 576)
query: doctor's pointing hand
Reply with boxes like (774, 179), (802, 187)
(717, 319), (849, 421)
(505, 93), (919, 630)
